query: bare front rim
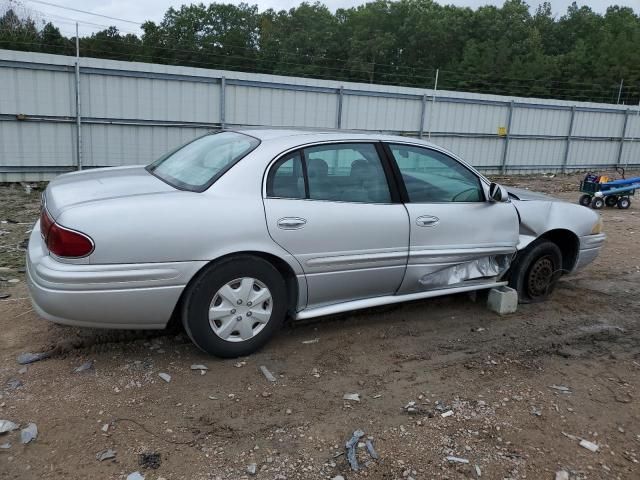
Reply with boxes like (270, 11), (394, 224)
(209, 277), (273, 342)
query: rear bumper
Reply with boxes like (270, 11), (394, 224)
(573, 233), (606, 272)
(26, 226), (206, 329)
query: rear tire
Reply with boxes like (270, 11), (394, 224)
(591, 197), (605, 209)
(181, 255), (287, 358)
(508, 240), (562, 304)
(578, 194), (592, 207)
(605, 195), (618, 207)
(617, 196), (631, 209)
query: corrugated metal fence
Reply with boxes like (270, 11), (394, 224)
(1, 49), (640, 182)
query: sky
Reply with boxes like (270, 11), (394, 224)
(7, 0), (640, 37)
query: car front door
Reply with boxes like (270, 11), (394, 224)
(384, 143), (519, 294)
(263, 142), (409, 309)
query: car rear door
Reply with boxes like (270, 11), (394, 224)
(384, 142), (519, 294)
(263, 142), (409, 309)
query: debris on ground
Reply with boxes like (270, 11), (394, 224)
(18, 366), (27, 374)
(126, 472), (145, 480)
(549, 385), (571, 393)
(555, 470), (569, 480)
(234, 361), (247, 368)
(365, 439), (379, 459)
(0, 442), (10, 449)
(0, 419), (18, 433)
(441, 410), (454, 418)
(0, 293), (10, 299)
(343, 393), (360, 402)
(301, 338), (319, 344)
(190, 364), (208, 374)
(158, 373), (171, 383)
(446, 456), (470, 464)
(6, 378), (23, 390)
(345, 429), (365, 471)
(96, 448), (116, 461)
(246, 463), (257, 475)
(17, 351), (51, 365)
(403, 401), (418, 414)
(579, 439), (599, 452)
(332, 476), (345, 480)
(139, 451), (162, 469)
(475, 464), (482, 477)
(20, 422), (37, 443)
(101, 423), (109, 432)
(73, 360), (94, 373)
(259, 365), (277, 382)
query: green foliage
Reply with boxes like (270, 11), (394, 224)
(1, 1), (639, 104)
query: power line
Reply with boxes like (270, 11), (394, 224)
(24, 0), (142, 25)
(16, 5), (640, 93)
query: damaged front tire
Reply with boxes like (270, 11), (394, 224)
(508, 240), (562, 304)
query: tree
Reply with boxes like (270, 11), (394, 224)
(1, 0), (639, 104)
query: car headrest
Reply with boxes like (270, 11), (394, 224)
(307, 157), (329, 178)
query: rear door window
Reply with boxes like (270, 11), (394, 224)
(303, 143), (391, 203)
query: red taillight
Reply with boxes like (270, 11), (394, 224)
(47, 223), (94, 258)
(40, 209), (94, 258)
(40, 209), (54, 241)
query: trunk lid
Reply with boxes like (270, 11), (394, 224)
(45, 166), (175, 219)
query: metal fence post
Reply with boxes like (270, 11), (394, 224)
(220, 76), (226, 129)
(418, 93), (427, 139)
(561, 106), (576, 174)
(616, 108), (629, 166)
(74, 23), (82, 170)
(427, 69), (439, 139)
(500, 101), (514, 174)
(336, 86), (344, 129)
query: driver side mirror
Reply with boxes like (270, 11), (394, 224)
(489, 182), (509, 202)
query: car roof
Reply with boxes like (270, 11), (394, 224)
(232, 127), (442, 150)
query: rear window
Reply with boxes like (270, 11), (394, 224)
(147, 132), (260, 192)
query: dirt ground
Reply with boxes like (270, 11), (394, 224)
(1, 173), (639, 480)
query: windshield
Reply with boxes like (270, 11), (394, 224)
(147, 131), (260, 192)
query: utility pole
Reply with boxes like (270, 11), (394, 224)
(617, 79), (624, 104)
(428, 68), (439, 140)
(75, 22), (82, 171)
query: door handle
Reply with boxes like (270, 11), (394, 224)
(277, 217), (307, 230)
(416, 215), (439, 227)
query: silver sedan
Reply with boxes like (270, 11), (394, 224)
(27, 130), (605, 357)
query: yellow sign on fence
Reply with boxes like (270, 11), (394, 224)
(498, 126), (507, 136)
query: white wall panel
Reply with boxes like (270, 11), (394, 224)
(625, 112), (640, 139)
(567, 140), (620, 167)
(511, 107), (572, 136)
(0, 121), (75, 167)
(342, 95), (421, 131)
(573, 111), (625, 137)
(620, 141), (640, 167)
(0, 67), (74, 116)
(82, 124), (206, 166)
(507, 139), (566, 167)
(432, 137), (504, 168)
(226, 85), (336, 128)
(430, 102), (508, 135)
(81, 74), (218, 123)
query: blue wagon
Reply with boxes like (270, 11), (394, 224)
(579, 171), (639, 209)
